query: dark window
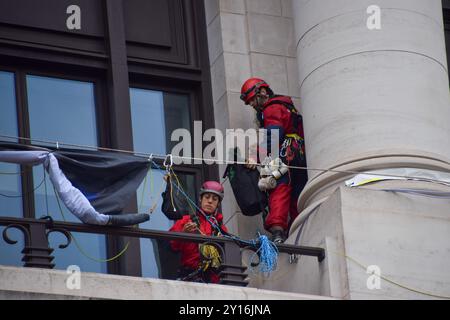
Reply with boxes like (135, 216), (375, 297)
(0, 0), (215, 278)
(0, 71), (24, 267)
(26, 74), (107, 273)
(0, 71), (21, 215)
(129, 88), (196, 278)
(27, 75), (98, 147)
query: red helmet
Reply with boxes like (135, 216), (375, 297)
(240, 78), (270, 104)
(199, 181), (224, 201)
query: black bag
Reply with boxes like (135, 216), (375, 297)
(224, 163), (268, 216)
(161, 176), (190, 220)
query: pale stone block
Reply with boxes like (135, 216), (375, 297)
(236, 214), (267, 245)
(250, 53), (288, 96)
(213, 90), (230, 132)
(0, 265), (332, 300)
(300, 53), (450, 172)
(248, 14), (296, 57)
(286, 57), (300, 97)
(250, 254), (321, 295)
(291, 97), (302, 113)
(296, 9), (448, 83)
(321, 236), (350, 299)
(207, 15), (223, 66)
(226, 91), (255, 129)
(223, 52), (251, 92)
(253, 188), (348, 298)
(219, 0), (246, 14)
(293, 0), (444, 43)
(246, 0), (282, 16)
(221, 13), (249, 54)
(340, 187), (450, 300)
(219, 163), (239, 233)
(204, 0), (219, 26)
(210, 55), (227, 104)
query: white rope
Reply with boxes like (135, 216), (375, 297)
(1, 134), (450, 186)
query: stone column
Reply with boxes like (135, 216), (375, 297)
(292, 0), (450, 210)
(283, 0), (450, 299)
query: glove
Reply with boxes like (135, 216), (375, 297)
(245, 158), (258, 170)
(258, 176), (277, 191)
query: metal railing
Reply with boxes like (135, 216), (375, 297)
(0, 216), (325, 287)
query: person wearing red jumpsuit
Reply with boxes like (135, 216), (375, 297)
(169, 181), (228, 283)
(240, 78), (307, 243)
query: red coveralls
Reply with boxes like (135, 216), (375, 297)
(259, 95), (307, 232)
(169, 212), (228, 283)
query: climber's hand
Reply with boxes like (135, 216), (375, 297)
(183, 221), (198, 233)
(245, 158), (257, 170)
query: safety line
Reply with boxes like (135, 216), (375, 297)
(1, 134), (449, 186)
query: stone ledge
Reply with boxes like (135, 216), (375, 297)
(0, 265), (333, 300)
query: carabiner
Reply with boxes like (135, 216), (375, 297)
(163, 154), (173, 170)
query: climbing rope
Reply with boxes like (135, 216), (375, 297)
(52, 184), (129, 263)
(152, 159), (279, 274)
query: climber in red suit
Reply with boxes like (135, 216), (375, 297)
(169, 181), (228, 283)
(240, 78), (307, 243)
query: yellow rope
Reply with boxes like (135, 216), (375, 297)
(199, 243), (222, 270)
(138, 168), (149, 213)
(139, 167), (165, 214)
(169, 168), (196, 216)
(249, 246), (450, 299)
(247, 245), (450, 299)
(2, 133), (450, 186)
(342, 252), (450, 300)
(70, 233), (130, 263)
(149, 167), (154, 195)
(148, 180), (166, 214)
(52, 185), (130, 263)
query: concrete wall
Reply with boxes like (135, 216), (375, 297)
(0, 265), (332, 300)
(248, 187), (349, 297)
(291, 0), (450, 210)
(340, 184), (450, 299)
(282, 0), (450, 299)
(203, 0), (450, 299)
(204, 0), (303, 240)
(252, 183), (450, 300)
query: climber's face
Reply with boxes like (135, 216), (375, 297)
(248, 87), (269, 111)
(200, 193), (220, 214)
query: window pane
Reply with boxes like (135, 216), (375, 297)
(163, 93), (191, 152)
(27, 75), (97, 148)
(27, 75), (106, 274)
(138, 170), (196, 279)
(130, 88), (166, 154)
(130, 88), (191, 155)
(47, 231), (107, 274)
(0, 71), (18, 142)
(0, 71), (23, 267)
(0, 164), (23, 217)
(0, 226), (24, 267)
(0, 71), (22, 218)
(130, 87), (194, 279)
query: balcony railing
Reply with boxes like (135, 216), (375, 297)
(0, 216), (325, 287)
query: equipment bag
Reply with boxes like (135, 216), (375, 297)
(161, 175), (190, 220)
(224, 163), (268, 216)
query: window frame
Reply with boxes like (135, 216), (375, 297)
(0, 0), (217, 278)
(0, 65), (213, 278)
